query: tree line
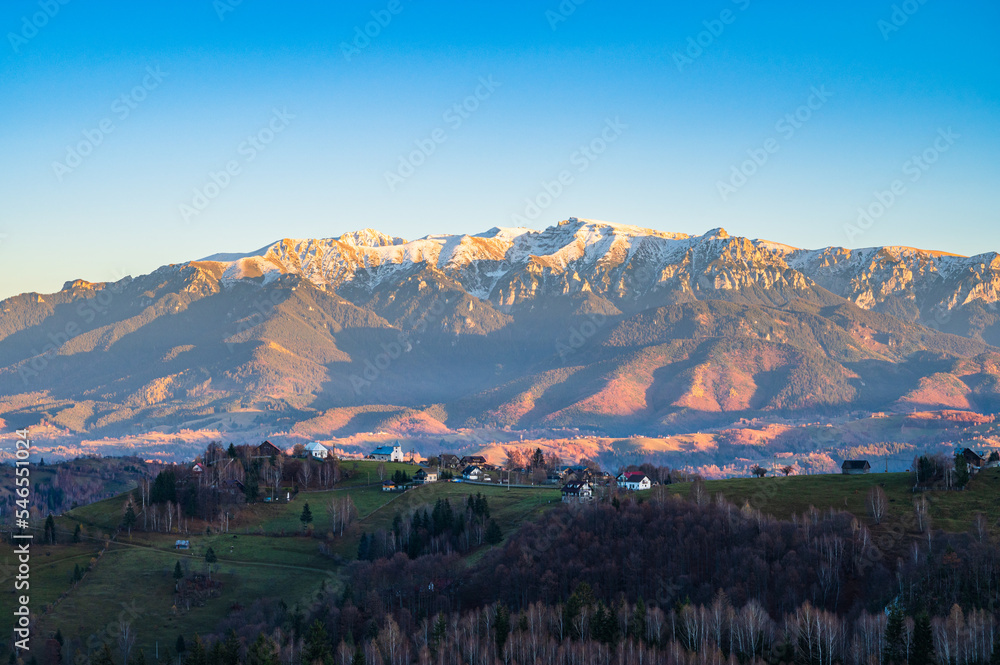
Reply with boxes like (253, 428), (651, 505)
(185, 488), (1000, 664)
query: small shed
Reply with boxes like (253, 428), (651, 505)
(841, 460), (871, 475)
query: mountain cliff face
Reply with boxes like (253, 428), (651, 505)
(2, 218), (999, 442)
(205, 219), (1000, 338)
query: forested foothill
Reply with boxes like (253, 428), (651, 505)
(202, 478), (1000, 664)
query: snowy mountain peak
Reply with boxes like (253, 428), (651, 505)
(702, 227), (730, 240)
(189, 219), (1000, 322)
(337, 229), (405, 247)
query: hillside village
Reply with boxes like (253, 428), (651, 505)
(162, 438), (1000, 510)
(181, 440), (668, 502)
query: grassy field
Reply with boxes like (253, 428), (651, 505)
(663, 466), (1000, 533)
(1, 470), (559, 655)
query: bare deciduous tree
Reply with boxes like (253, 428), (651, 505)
(867, 486), (887, 525)
(298, 460), (313, 489)
(117, 620), (135, 665)
(689, 477), (708, 507)
(914, 494), (929, 532)
(972, 512), (988, 543)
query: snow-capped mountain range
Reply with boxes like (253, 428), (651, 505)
(201, 218), (1000, 329)
(2, 217), (1000, 447)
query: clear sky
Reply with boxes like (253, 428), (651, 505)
(0, 0), (997, 299)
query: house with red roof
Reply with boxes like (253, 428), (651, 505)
(616, 471), (651, 491)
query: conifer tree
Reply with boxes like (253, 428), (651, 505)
(485, 518), (503, 545)
(92, 645), (115, 665)
(911, 613), (936, 665)
(44, 514), (56, 544)
(247, 635), (278, 665)
(883, 604), (905, 664)
(303, 621), (331, 665)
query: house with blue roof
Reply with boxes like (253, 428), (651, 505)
(368, 443), (404, 462)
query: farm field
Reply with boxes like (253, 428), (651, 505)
(1, 464), (559, 654)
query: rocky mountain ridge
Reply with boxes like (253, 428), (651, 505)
(1, 218), (999, 449)
(199, 218), (1000, 341)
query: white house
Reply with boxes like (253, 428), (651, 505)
(369, 444), (404, 462)
(462, 465), (483, 481)
(414, 468), (438, 483)
(616, 472), (651, 491)
(304, 442), (330, 459)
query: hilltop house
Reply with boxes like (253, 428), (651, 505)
(841, 460), (871, 475)
(255, 440), (284, 458)
(304, 442), (330, 460)
(561, 481), (593, 502)
(616, 472), (651, 491)
(961, 448), (984, 469)
(413, 468), (438, 484)
(369, 444), (404, 462)
(462, 465), (483, 481)
(439, 454), (461, 469)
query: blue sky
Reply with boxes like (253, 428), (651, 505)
(0, 0), (997, 298)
